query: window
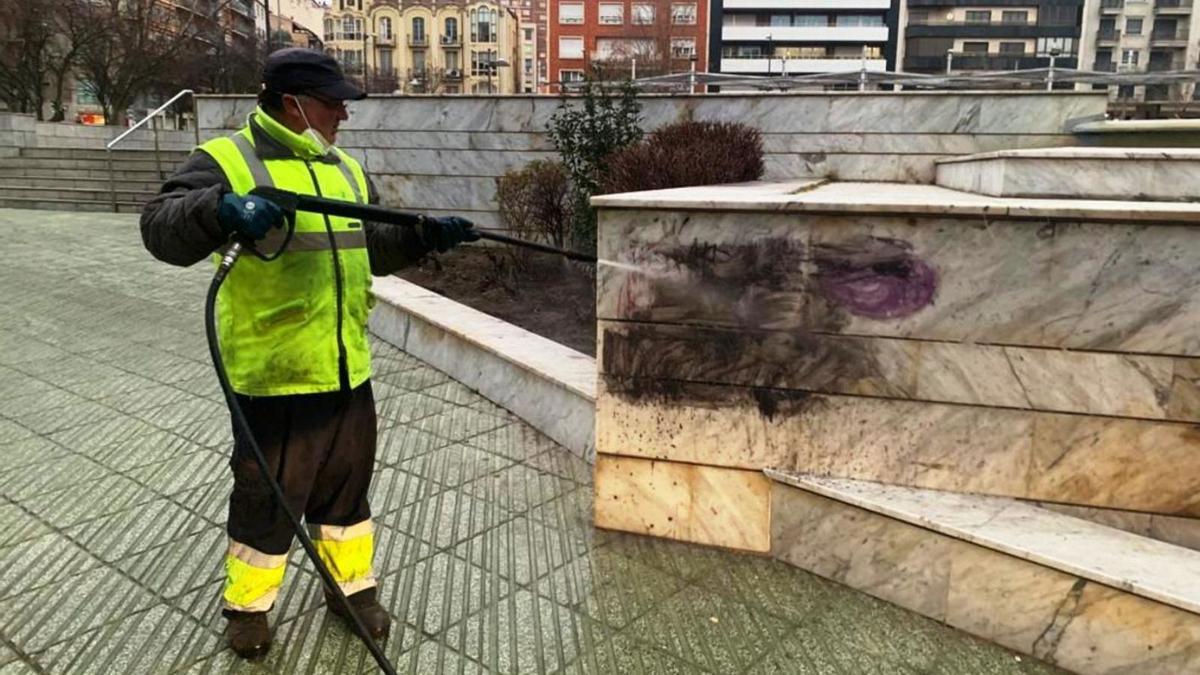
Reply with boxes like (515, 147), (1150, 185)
(412, 50), (426, 73)
(1001, 11), (1028, 24)
(75, 79), (99, 105)
(341, 16), (358, 39)
(524, 57), (533, 73)
(836, 14), (882, 26)
(1125, 18), (1142, 35)
(412, 17), (426, 44)
(324, 17), (334, 40)
(378, 47), (394, 74)
(962, 42), (989, 53)
(471, 49), (498, 75)
(559, 36), (584, 59)
(632, 4), (654, 24)
(1117, 84), (1135, 99)
(795, 14), (827, 27)
(377, 17), (391, 41)
(524, 28), (534, 40)
(472, 8), (496, 42)
(560, 69), (585, 84)
(670, 38), (695, 58)
(909, 10), (929, 25)
(671, 3), (696, 25)
(1121, 49), (1140, 66)
(559, 3), (583, 24)
(768, 14), (790, 27)
(444, 18), (459, 42)
(599, 3), (623, 24)
(965, 10), (991, 24)
(999, 42), (1026, 54)
(446, 51), (461, 70)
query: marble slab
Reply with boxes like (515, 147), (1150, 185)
(768, 470), (1200, 615)
(935, 148), (1200, 202)
(597, 381), (1200, 515)
(370, 277), (596, 460)
(591, 180), (1200, 222)
(599, 320), (1200, 422)
(771, 483), (1200, 674)
(596, 209), (1200, 356)
(1036, 503), (1200, 552)
(594, 454), (771, 552)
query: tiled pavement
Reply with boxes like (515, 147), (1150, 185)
(0, 209), (1062, 674)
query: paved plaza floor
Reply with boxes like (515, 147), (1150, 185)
(0, 209), (1060, 674)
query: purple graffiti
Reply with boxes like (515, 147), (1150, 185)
(814, 237), (937, 320)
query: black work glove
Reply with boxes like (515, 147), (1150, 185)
(218, 192), (284, 241)
(418, 215), (480, 253)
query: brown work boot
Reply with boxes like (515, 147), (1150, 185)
(224, 610), (271, 659)
(326, 587), (391, 640)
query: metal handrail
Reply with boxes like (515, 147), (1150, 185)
(105, 88), (198, 212)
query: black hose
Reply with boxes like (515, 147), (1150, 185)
(206, 241), (398, 675)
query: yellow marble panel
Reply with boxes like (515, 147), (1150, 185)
(593, 455), (771, 552)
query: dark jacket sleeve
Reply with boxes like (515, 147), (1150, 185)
(362, 173), (433, 276)
(139, 151), (230, 267)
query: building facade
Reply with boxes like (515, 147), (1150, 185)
(1077, 0), (1199, 113)
(325, 0), (521, 93)
(898, 1), (1084, 73)
(548, 0), (710, 89)
(501, 0), (549, 91)
(709, 0), (898, 78)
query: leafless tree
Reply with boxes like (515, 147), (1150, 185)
(0, 0), (56, 118)
(75, 0), (238, 125)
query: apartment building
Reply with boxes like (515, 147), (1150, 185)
(324, 0), (521, 93)
(1077, 0), (1199, 111)
(710, 0), (898, 77)
(501, 0), (550, 90)
(548, 0), (710, 89)
(898, 1), (1084, 73)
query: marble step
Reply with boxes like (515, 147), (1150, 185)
(766, 469), (1200, 674)
(934, 147), (1200, 202)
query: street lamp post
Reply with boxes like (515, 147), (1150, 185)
(485, 55), (510, 93)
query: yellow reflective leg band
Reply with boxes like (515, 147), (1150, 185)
(307, 520), (376, 596)
(223, 541), (288, 612)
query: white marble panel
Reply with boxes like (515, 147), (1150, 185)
(769, 471), (1200, 615)
(595, 206), (1200, 355)
(360, 148), (554, 177)
(369, 276), (595, 460)
(372, 174), (499, 212)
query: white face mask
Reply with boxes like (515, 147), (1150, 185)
(287, 95), (334, 155)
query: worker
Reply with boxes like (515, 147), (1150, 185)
(139, 48), (478, 659)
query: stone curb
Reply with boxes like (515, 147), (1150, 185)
(369, 275), (596, 462)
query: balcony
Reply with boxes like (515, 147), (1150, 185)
(1151, 26), (1189, 44)
(721, 55), (888, 74)
(440, 34), (461, 47)
(444, 67), (464, 80)
(903, 53), (1078, 72)
(722, 26), (888, 42)
(1092, 59), (1117, 72)
(723, 0), (889, 8)
(409, 34), (428, 47)
(1155, 0), (1193, 13)
(1096, 29), (1121, 42)
(375, 33), (394, 45)
(1100, 0), (1124, 11)
(904, 20), (1074, 39)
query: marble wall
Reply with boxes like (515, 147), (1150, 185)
(591, 181), (1200, 550)
(195, 92), (1105, 231)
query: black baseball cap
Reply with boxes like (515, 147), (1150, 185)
(262, 48), (366, 101)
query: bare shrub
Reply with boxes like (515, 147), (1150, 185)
(600, 120), (764, 195)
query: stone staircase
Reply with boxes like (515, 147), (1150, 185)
(0, 146), (190, 213)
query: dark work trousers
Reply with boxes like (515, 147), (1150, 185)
(226, 380), (377, 556)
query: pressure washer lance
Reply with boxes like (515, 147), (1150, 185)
(248, 186), (598, 264)
(207, 233), (398, 675)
